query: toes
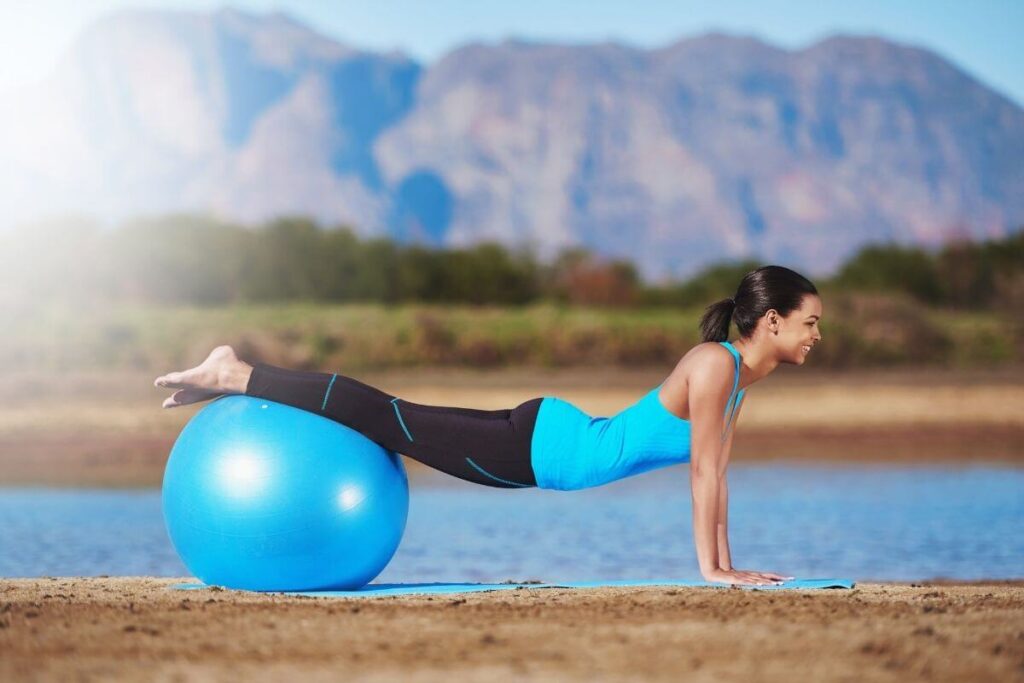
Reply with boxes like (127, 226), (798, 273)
(162, 388), (195, 408)
(154, 371), (190, 389)
(162, 387), (223, 409)
(155, 372), (178, 387)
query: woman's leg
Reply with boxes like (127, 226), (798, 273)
(245, 362), (542, 488)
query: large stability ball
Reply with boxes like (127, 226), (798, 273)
(162, 395), (409, 591)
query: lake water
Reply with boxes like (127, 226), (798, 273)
(1, 463), (1022, 583)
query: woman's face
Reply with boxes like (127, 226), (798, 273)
(773, 294), (823, 365)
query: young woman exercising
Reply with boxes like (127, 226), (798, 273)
(154, 265), (822, 587)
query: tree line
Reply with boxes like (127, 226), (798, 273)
(3, 214), (1022, 311)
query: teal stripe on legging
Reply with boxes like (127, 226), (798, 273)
(390, 398), (414, 442)
(465, 457), (532, 487)
(321, 374), (337, 411)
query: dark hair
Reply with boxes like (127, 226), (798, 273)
(699, 265), (818, 342)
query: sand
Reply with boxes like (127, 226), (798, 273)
(1, 578), (1022, 682)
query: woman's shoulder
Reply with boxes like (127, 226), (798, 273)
(660, 342), (737, 408)
(671, 341), (736, 379)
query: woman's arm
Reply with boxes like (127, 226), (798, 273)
(687, 351), (734, 579)
(717, 475), (731, 571)
(690, 354), (789, 586)
(715, 401), (741, 570)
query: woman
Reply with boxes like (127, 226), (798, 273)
(155, 265), (821, 587)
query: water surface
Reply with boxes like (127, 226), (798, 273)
(1, 463), (1021, 582)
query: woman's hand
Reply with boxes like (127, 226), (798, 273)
(702, 568), (794, 586)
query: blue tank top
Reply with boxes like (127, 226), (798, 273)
(530, 341), (746, 491)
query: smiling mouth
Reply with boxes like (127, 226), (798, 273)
(800, 345), (812, 354)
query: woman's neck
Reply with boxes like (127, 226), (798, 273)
(730, 338), (779, 387)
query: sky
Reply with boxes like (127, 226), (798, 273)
(0, 0), (1022, 107)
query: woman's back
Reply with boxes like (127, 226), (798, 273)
(529, 341), (745, 491)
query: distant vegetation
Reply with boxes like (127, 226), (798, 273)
(1, 215), (1021, 371)
(4, 214), (1023, 310)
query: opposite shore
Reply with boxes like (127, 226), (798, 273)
(1, 365), (1022, 487)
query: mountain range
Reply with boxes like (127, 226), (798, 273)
(1, 7), (1022, 281)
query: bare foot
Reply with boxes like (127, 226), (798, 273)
(153, 345), (253, 409)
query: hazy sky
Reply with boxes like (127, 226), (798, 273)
(1, 0), (1022, 107)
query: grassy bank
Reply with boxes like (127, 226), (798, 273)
(2, 291), (1020, 373)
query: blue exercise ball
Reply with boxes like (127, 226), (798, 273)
(162, 394), (409, 591)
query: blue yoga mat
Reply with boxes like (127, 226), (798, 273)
(171, 577), (855, 598)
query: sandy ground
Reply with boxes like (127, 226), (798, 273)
(1, 578), (1022, 682)
(3, 368), (1023, 681)
(1, 366), (1022, 486)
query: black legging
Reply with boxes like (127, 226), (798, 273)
(245, 363), (543, 488)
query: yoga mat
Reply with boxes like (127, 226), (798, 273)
(171, 577), (855, 598)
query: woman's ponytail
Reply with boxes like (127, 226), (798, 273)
(699, 297), (736, 343)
